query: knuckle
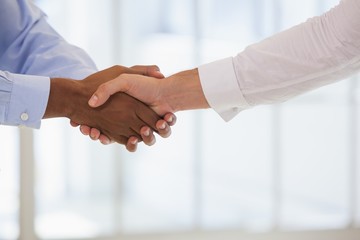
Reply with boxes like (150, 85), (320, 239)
(112, 65), (128, 73)
(98, 83), (109, 93)
(151, 65), (160, 70)
(113, 65), (123, 70)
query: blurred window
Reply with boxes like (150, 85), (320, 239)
(1, 0), (358, 239)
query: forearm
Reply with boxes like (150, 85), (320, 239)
(164, 68), (210, 112)
(199, 0), (360, 121)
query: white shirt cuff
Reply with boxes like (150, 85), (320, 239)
(7, 73), (50, 129)
(198, 57), (250, 121)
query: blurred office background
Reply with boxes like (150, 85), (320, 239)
(1, 0), (360, 239)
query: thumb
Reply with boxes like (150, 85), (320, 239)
(88, 77), (129, 108)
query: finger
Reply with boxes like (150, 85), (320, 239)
(70, 120), (80, 127)
(111, 135), (129, 146)
(88, 78), (128, 108)
(126, 137), (139, 152)
(128, 92), (164, 133)
(140, 126), (156, 146)
(129, 127), (144, 142)
(156, 120), (171, 138)
(99, 134), (113, 145)
(148, 71), (165, 79)
(131, 65), (164, 79)
(90, 128), (101, 140)
(164, 113), (177, 126)
(80, 125), (91, 136)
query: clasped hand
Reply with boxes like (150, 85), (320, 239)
(69, 65), (176, 152)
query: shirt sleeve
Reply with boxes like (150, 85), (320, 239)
(198, 0), (360, 121)
(0, 71), (50, 129)
(0, 0), (97, 128)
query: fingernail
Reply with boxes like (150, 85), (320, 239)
(80, 126), (86, 135)
(88, 95), (98, 107)
(167, 116), (173, 123)
(131, 138), (138, 144)
(101, 139), (110, 145)
(159, 122), (166, 130)
(143, 129), (150, 137)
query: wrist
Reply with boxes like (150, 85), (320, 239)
(164, 68), (210, 112)
(44, 78), (84, 119)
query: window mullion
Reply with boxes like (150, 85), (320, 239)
(19, 128), (36, 240)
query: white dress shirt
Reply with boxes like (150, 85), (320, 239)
(0, 0), (96, 128)
(199, 0), (360, 121)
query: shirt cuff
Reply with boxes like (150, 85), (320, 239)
(7, 73), (50, 129)
(198, 57), (250, 122)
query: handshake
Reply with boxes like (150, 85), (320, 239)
(44, 65), (208, 152)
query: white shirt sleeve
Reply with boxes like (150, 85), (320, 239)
(198, 0), (360, 121)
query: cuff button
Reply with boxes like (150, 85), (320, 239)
(20, 113), (29, 121)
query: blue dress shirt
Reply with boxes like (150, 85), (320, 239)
(0, 0), (97, 128)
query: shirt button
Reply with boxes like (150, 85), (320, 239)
(20, 113), (29, 121)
